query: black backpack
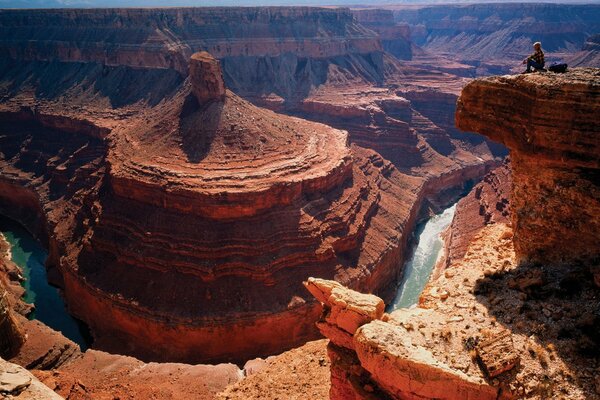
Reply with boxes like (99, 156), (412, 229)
(548, 63), (568, 73)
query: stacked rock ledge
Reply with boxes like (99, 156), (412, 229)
(304, 278), (503, 400)
(456, 68), (600, 267)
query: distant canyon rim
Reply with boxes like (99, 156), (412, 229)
(0, 3), (598, 399)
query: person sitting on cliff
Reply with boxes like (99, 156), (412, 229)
(522, 42), (546, 73)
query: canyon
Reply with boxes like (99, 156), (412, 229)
(0, 4), (597, 399)
(306, 68), (599, 400)
(380, 3), (600, 75)
(0, 5), (503, 367)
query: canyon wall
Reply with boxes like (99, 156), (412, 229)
(0, 6), (504, 364)
(352, 9), (412, 60)
(0, 7), (384, 103)
(567, 34), (600, 68)
(390, 3), (600, 74)
(443, 162), (511, 265)
(0, 45), (434, 363)
(456, 68), (600, 266)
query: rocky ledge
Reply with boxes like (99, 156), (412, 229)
(306, 69), (600, 400)
(456, 68), (600, 268)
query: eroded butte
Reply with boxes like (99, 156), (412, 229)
(0, 50), (426, 364)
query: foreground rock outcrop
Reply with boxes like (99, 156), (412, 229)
(307, 70), (600, 400)
(456, 68), (600, 267)
(304, 277), (503, 400)
(307, 220), (599, 399)
(0, 357), (63, 399)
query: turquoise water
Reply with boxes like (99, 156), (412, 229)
(0, 215), (90, 349)
(389, 203), (457, 310)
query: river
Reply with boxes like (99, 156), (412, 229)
(0, 215), (91, 349)
(389, 203), (457, 311)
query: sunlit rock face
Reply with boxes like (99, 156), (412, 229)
(456, 68), (600, 266)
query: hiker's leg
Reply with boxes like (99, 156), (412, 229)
(526, 59), (534, 72)
(528, 59), (544, 71)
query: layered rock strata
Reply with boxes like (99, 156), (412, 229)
(390, 3), (600, 75)
(567, 34), (600, 67)
(0, 7), (384, 102)
(352, 9), (413, 60)
(456, 68), (600, 266)
(0, 6), (501, 365)
(0, 51), (427, 363)
(304, 277), (503, 400)
(295, 84), (501, 177)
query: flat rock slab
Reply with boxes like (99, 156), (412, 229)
(476, 329), (520, 378)
(0, 357), (63, 399)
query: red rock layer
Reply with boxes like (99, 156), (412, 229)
(0, 48), (431, 363)
(444, 162), (511, 265)
(456, 68), (600, 266)
(294, 84), (501, 177)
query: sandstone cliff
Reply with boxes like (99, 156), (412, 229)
(456, 68), (600, 266)
(306, 68), (600, 400)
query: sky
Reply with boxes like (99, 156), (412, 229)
(3, 0), (599, 8)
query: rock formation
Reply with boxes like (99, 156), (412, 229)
(304, 278), (503, 400)
(0, 7), (384, 101)
(0, 45), (431, 363)
(0, 236), (26, 360)
(0, 357), (63, 399)
(189, 52), (226, 105)
(456, 68), (600, 266)
(307, 69), (600, 400)
(567, 34), (600, 68)
(443, 162), (511, 265)
(352, 9), (413, 60)
(0, 6), (504, 364)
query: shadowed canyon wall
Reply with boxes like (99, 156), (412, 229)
(0, 7), (384, 103)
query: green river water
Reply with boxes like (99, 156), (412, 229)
(389, 203), (457, 310)
(0, 215), (90, 349)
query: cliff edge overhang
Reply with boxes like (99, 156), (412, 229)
(456, 68), (600, 266)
